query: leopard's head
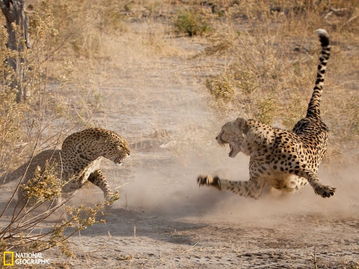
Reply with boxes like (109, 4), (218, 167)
(99, 134), (130, 165)
(62, 128), (130, 165)
(216, 117), (249, 158)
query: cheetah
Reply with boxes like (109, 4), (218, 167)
(1, 128), (130, 208)
(197, 29), (335, 199)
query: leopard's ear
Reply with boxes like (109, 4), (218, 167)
(235, 117), (249, 134)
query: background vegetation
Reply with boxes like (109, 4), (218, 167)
(0, 0), (358, 257)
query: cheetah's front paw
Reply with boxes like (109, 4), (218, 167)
(197, 175), (221, 190)
(314, 184), (336, 198)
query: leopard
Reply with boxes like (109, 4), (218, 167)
(197, 29), (336, 199)
(0, 128), (130, 208)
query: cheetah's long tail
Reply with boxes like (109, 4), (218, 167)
(306, 29), (331, 119)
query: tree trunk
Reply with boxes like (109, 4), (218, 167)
(0, 0), (30, 102)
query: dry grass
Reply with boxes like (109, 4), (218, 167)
(0, 0), (358, 260)
(199, 0), (359, 163)
(0, 0), (128, 256)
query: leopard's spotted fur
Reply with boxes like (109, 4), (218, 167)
(1, 128), (130, 207)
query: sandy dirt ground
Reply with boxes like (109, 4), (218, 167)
(2, 24), (359, 268)
(51, 30), (359, 268)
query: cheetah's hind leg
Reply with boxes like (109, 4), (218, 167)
(296, 170), (335, 198)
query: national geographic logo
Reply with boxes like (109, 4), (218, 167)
(3, 252), (14, 266)
(2, 252), (50, 266)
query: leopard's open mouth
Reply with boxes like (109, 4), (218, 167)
(115, 153), (130, 164)
(114, 157), (123, 164)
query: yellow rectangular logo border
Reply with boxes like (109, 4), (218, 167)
(3, 251), (14, 266)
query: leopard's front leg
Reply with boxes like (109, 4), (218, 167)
(87, 169), (117, 202)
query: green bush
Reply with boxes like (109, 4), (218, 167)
(174, 10), (211, 37)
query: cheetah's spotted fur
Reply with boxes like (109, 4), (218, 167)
(198, 29), (335, 199)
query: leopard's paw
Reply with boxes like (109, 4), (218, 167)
(104, 191), (120, 209)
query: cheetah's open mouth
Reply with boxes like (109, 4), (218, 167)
(216, 137), (226, 146)
(228, 144), (234, 157)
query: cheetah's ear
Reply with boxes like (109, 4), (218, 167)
(235, 118), (249, 134)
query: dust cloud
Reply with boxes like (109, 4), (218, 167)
(75, 26), (359, 227)
(116, 127), (359, 225)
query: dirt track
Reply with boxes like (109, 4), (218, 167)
(50, 29), (359, 268)
(2, 22), (358, 268)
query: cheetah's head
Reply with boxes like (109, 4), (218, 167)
(216, 117), (249, 158)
